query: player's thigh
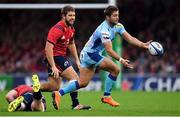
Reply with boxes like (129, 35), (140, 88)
(61, 66), (79, 81)
(79, 67), (95, 87)
(44, 56), (72, 77)
(48, 76), (61, 86)
(99, 57), (120, 74)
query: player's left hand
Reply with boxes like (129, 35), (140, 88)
(141, 40), (152, 49)
(119, 58), (134, 69)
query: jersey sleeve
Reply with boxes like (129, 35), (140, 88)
(99, 29), (111, 43)
(47, 27), (63, 45)
(115, 23), (126, 35)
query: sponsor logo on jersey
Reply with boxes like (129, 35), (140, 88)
(64, 61), (69, 67)
(102, 32), (110, 40)
(103, 36), (110, 39)
(61, 36), (65, 40)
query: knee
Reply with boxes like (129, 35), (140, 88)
(111, 67), (120, 76)
(115, 67), (120, 75)
(79, 80), (89, 88)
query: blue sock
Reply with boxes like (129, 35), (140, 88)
(59, 80), (80, 96)
(104, 74), (117, 96)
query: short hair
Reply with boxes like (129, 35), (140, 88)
(61, 5), (75, 16)
(104, 5), (118, 16)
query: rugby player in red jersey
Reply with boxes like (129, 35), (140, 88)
(6, 75), (46, 112)
(40, 5), (91, 110)
(6, 85), (33, 103)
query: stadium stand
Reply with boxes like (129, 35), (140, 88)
(0, 0), (179, 74)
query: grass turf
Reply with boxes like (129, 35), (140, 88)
(0, 90), (180, 116)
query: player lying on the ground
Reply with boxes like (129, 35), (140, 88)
(6, 74), (46, 112)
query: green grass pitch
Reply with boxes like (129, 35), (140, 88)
(0, 90), (180, 116)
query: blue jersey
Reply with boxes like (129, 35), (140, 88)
(82, 20), (126, 54)
(80, 20), (126, 68)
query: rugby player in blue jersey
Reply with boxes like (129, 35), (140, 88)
(52, 5), (151, 108)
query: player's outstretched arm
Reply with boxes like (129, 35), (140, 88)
(122, 31), (152, 49)
(103, 41), (133, 69)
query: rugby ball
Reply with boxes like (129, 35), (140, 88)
(148, 42), (164, 56)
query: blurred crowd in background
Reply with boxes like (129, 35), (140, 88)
(0, 0), (179, 75)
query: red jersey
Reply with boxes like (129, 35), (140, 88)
(47, 20), (75, 56)
(14, 85), (33, 97)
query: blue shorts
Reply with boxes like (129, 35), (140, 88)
(44, 56), (71, 76)
(22, 92), (34, 111)
(22, 92), (46, 111)
(80, 51), (104, 68)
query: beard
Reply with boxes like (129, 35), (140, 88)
(65, 19), (73, 26)
(108, 19), (118, 26)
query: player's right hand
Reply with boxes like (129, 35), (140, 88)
(141, 40), (152, 49)
(119, 58), (134, 69)
(51, 66), (60, 79)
